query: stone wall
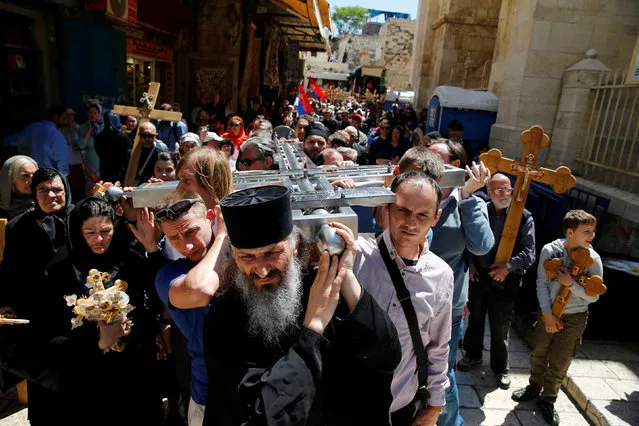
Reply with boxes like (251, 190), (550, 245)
(410, 0), (501, 108)
(489, 0), (639, 159)
(379, 18), (416, 90)
(337, 34), (380, 72)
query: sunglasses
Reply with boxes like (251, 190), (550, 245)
(230, 123), (242, 127)
(155, 199), (203, 223)
(380, 126), (390, 130)
(239, 157), (261, 167)
(140, 133), (155, 138)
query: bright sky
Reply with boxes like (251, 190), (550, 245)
(329, 0), (418, 21)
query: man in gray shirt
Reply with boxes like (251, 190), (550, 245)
(457, 173), (536, 390)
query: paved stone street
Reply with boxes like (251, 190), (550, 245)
(455, 330), (591, 425)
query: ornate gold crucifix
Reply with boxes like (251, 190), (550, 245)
(480, 125), (577, 264)
(113, 82), (182, 187)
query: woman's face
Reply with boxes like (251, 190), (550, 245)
(35, 176), (66, 214)
(81, 216), (114, 254)
(221, 144), (232, 156)
(154, 160), (176, 181)
(230, 120), (242, 136)
(88, 107), (100, 123)
(126, 116), (137, 131)
(392, 128), (401, 142)
(14, 162), (37, 195)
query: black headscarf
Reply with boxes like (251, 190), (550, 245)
(68, 197), (125, 281)
(31, 168), (74, 244)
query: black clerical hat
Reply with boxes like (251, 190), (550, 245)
(306, 122), (329, 140)
(220, 186), (293, 249)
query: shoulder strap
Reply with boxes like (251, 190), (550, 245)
(378, 236), (429, 386)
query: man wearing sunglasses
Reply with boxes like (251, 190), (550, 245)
(236, 137), (277, 171)
(168, 185), (401, 426)
(136, 122), (169, 185)
(155, 191), (225, 426)
(458, 173), (536, 391)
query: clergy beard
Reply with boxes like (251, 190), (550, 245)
(235, 259), (303, 347)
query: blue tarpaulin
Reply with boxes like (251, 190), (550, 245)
(368, 9), (410, 20)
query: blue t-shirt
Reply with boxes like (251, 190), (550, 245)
(156, 259), (210, 405)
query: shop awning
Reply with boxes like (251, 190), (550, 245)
(270, 0), (332, 33)
(267, 0), (332, 51)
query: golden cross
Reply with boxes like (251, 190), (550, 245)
(113, 82), (183, 187)
(480, 125), (577, 264)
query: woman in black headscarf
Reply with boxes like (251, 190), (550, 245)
(0, 168), (73, 314)
(37, 197), (166, 425)
(0, 167), (74, 425)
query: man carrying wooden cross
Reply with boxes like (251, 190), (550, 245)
(457, 172), (536, 391)
(112, 82), (181, 186)
(456, 126), (576, 391)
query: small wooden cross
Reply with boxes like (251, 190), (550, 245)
(544, 247), (606, 318)
(113, 82), (183, 187)
(479, 125), (577, 265)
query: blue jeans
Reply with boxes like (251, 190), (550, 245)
(437, 315), (464, 426)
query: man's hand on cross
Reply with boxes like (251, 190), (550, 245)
(461, 161), (491, 200)
(489, 262), (509, 282)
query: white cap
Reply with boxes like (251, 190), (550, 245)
(203, 132), (224, 144)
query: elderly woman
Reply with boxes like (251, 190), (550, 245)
(0, 168), (74, 425)
(0, 155), (38, 220)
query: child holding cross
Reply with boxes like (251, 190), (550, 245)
(512, 209), (603, 426)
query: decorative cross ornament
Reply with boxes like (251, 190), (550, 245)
(112, 82), (183, 186)
(544, 247), (606, 318)
(480, 125), (577, 264)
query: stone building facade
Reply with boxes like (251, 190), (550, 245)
(379, 18), (416, 90)
(337, 34), (381, 72)
(411, 0), (639, 257)
(487, 0), (639, 160)
(411, 0), (501, 105)
(335, 18), (417, 91)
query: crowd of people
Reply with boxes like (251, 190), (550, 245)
(0, 93), (603, 426)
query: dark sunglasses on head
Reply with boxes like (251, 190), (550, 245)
(155, 199), (203, 223)
(140, 133), (155, 138)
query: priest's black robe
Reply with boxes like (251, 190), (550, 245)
(203, 269), (402, 426)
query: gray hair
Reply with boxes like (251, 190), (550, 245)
(254, 119), (273, 133)
(337, 147), (358, 161)
(241, 137), (277, 160)
(8, 155), (38, 186)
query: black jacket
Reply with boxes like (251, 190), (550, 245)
(203, 269), (401, 426)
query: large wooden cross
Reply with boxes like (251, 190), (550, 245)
(480, 125), (577, 264)
(113, 82), (182, 186)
